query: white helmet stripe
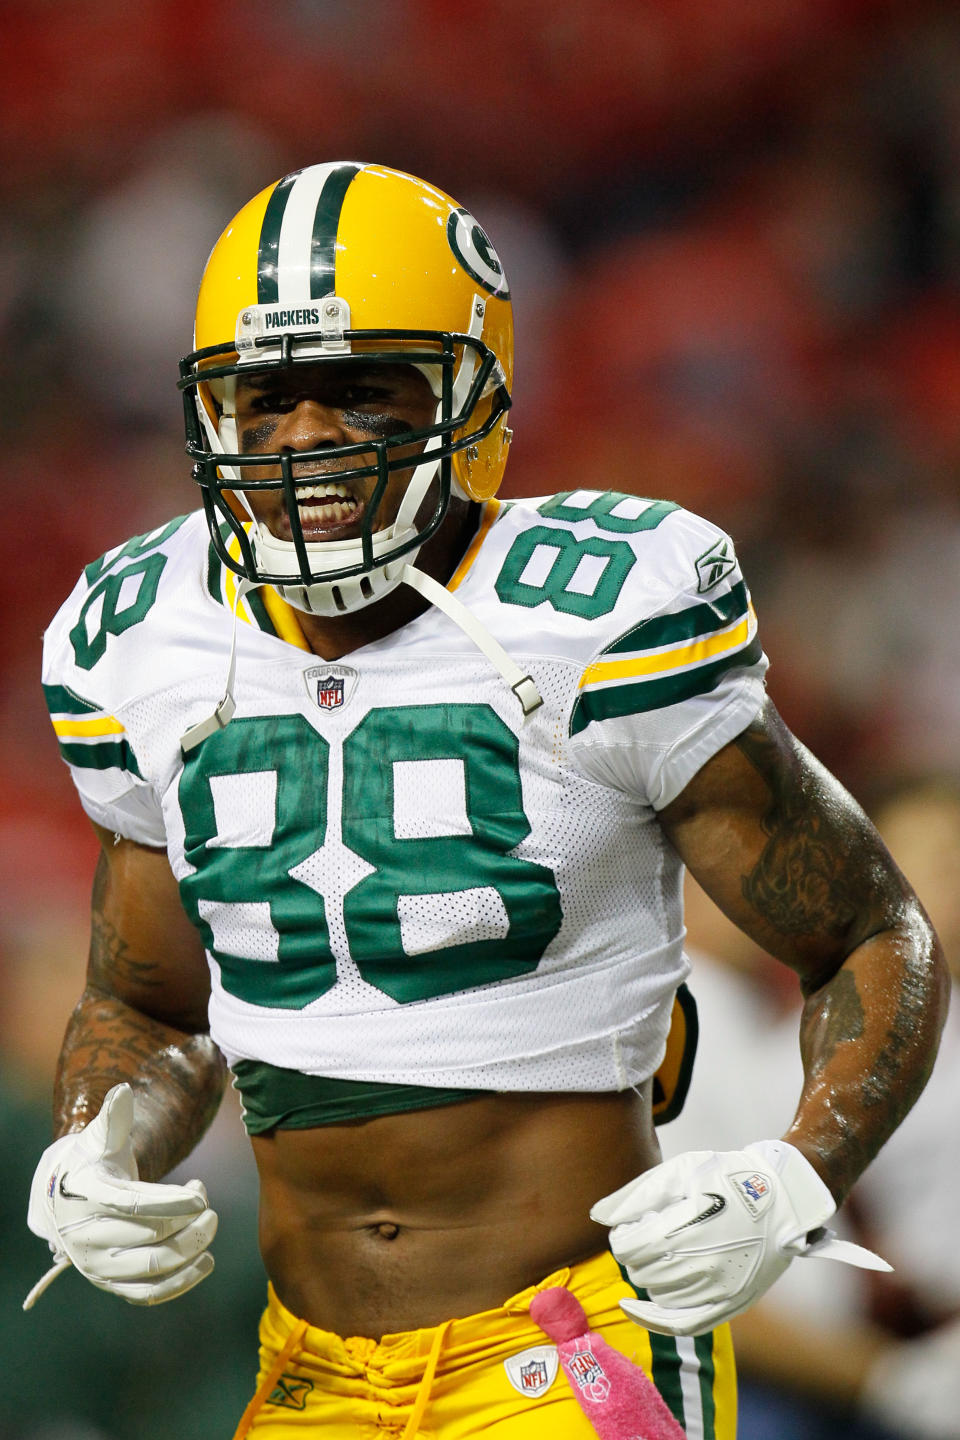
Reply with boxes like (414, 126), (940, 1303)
(274, 162), (363, 307)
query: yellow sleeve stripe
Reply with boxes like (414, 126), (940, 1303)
(52, 715), (126, 738)
(447, 499), (502, 592)
(579, 607), (755, 690)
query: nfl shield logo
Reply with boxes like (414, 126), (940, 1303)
(520, 1359), (549, 1392)
(315, 675), (344, 710)
(731, 1167), (774, 1219)
(569, 1349), (605, 1389)
(742, 1173), (770, 1202)
(503, 1344), (559, 1398)
(302, 663), (358, 712)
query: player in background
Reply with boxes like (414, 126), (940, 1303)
(26, 163), (948, 1440)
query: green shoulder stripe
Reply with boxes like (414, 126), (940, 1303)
(570, 636), (763, 735)
(57, 737), (144, 779)
(42, 683), (101, 717)
(604, 581), (749, 656)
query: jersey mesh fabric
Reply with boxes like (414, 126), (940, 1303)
(42, 499), (767, 1097)
(175, 654), (690, 1091)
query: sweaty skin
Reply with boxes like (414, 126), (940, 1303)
(55, 701), (947, 1337)
(62, 829), (661, 1338)
(252, 1090), (658, 1335)
(49, 372), (948, 1340)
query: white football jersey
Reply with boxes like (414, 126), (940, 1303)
(42, 492), (767, 1092)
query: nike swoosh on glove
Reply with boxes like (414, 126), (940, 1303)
(590, 1140), (891, 1337)
(25, 1083), (217, 1310)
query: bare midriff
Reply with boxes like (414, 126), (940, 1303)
(250, 1085), (660, 1339)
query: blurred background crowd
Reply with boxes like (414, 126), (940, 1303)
(3, 1), (960, 1436)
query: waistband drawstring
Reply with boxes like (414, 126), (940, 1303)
(400, 1319), (452, 1440)
(230, 1316), (309, 1440)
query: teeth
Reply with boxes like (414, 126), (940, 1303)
(294, 482), (351, 501)
(298, 501), (356, 524)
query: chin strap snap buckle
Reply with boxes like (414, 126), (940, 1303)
(400, 564), (543, 724)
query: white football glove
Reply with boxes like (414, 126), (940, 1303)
(25, 1083), (218, 1310)
(590, 1140), (891, 1337)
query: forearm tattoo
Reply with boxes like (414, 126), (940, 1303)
(793, 934), (940, 1195)
(729, 712), (946, 1200)
(802, 968), (865, 1069)
(54, 991), (226, 1180)
(55, 855), (226, 1179)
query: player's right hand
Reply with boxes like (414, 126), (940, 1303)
(25, 1083), (218, 1309)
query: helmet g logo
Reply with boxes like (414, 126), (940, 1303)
(447, 208), (510, 298)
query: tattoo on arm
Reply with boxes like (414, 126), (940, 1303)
(735, 721), (867, 946)
(800, 968), (865, 1073)
(55, 990), (226, 1180)
(56, 853), (225, 1179)
(793, 939), (940, 1196)
(89, 917), (164, 992)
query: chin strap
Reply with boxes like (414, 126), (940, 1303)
(399, 563), (542, 721)
(179, 563), (542, 753)
(179, 578), (253, 753)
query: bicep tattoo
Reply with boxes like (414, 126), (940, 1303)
(89, 853), (164, 992)
(734, 718), (884, 948)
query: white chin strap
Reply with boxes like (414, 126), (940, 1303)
(398, 565), (542, 719)
(180, 301), (540, 747)
(180, 559), (541, 754)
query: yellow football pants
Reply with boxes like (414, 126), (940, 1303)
(231, 1251), (735, 1439)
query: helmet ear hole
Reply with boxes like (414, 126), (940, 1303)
(453, 408), (511, 501)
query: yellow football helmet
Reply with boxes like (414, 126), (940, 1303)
(178, 161), (514, 615)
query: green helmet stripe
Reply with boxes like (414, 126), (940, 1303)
(257, 170), (301, 305)
(310, 162), (361, 298)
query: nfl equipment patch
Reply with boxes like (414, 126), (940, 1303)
(302, 662), (358, 711)
(503, 1344), (559, 1397)
(731, 1168), (773, 1218)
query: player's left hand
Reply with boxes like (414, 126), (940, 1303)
(590, 1140), (891, 1337)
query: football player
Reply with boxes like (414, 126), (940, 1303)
(28, 163), (948, 1440)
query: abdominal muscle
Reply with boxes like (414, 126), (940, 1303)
(250, 1085), (660, 1339)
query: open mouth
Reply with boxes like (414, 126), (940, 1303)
(295, 481), (360, 528)
(268, 479), (369, 542)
